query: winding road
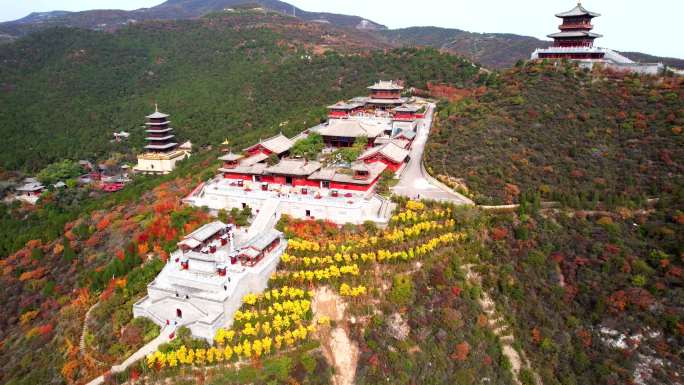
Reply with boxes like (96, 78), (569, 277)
(392, 103), (473, 205)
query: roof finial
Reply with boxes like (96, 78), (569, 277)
(155, 102), (159, 113)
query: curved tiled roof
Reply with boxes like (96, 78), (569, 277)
(245, 133), (294, 155)
(556, 4), (600, 18)
(318, 119), (388, 138)
(266, 159), (322, 176)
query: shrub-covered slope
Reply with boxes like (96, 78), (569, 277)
(426, 62), (683, 207)
(426, 61), (684, 384)
(0, 12), (480, 171)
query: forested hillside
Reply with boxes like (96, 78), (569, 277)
(427, 61), (683, 207)
(0, 11), (479, 171)
(426, 62), (684, 384)
(0, 11), (490, 385)
(0, 0), (386, 38)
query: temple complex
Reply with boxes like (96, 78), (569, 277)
(186, 80), (426, 224)
(531, 3), (664, 75)
(133, 221), (286, 340)
(134, 105), (191, 174)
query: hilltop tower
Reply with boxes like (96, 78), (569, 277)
(550, 3), (602, 49)
(134, 105), (190, 175)
(531, 2), (664, 74)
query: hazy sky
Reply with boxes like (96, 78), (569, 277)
(1, 0), (682, 58)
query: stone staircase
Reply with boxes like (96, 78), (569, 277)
(247, 198), (281, 239)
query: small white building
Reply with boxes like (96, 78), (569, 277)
(133, 221), (286, 341)
(15, 178), (45, 204)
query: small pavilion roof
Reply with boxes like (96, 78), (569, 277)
(359, 142), (410, 164)
(375, 136), (410, 148)
(245, 133), (294, 155)
(266, 159), (322, 176)
(16, 181), (45, 192)
(219, 152), (244, 162)
(368, 80), (404, 91)
(393, 104), (421, 113)
(318, 119), (387, 139)
(246, 229), (282, 252)
(556, 3), (600, 18)
(183, 221), (227, 244)
(219, 163), (268, 175)
(309, 162), (387, 185)
(240, 153), (269, 166)
(548, 31), (602, 39)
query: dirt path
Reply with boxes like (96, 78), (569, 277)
(463, 264), (541, 385)
(312, 287), (359, 385)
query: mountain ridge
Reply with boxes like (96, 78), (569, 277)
(0, 0), (386, 37)
(378, 26), (684, 69)
(2, 2), (682, 69)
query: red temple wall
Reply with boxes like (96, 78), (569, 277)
(293, 178), (320, 188)
(223, 173), (253, 181)
(330, 182), (372, 191)
(393, 112), (416, 121)
(329, 111), (348, 118)
(371, 90), (401, 99)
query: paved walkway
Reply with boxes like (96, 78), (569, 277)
(392, 104), (473, 205)
(85, 325), (175, 385)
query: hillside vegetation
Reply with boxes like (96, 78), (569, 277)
(378, 27), (684, 70)
(427, 61), (683, 207)
(426, 62), (684, 384)
(0, 11), (480, 171)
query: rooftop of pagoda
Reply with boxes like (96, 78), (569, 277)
(146, 104), (170, 120)
(556, 3), (600, 18)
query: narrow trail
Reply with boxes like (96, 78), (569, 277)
(85, 325), (175, 385)
(80, 302), (107, 367)
(463, 264), (542, 385)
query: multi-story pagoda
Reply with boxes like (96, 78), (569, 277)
(550, 3), (602, 49)
(134, 105), (190, 174)
(531, 2), (664, 74)
(367, 80), (405, 109)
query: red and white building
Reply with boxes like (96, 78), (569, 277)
(244, 133), (294, 158)
(358, 141), (410, 172)
(327, 101), (365, 119)
(134, 221), (286, 341)
(531, 3), (664, 75)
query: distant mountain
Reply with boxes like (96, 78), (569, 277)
(0, 0), (386, 37)
(2, 2), (682, 70)
(377, 27), (684, 70)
